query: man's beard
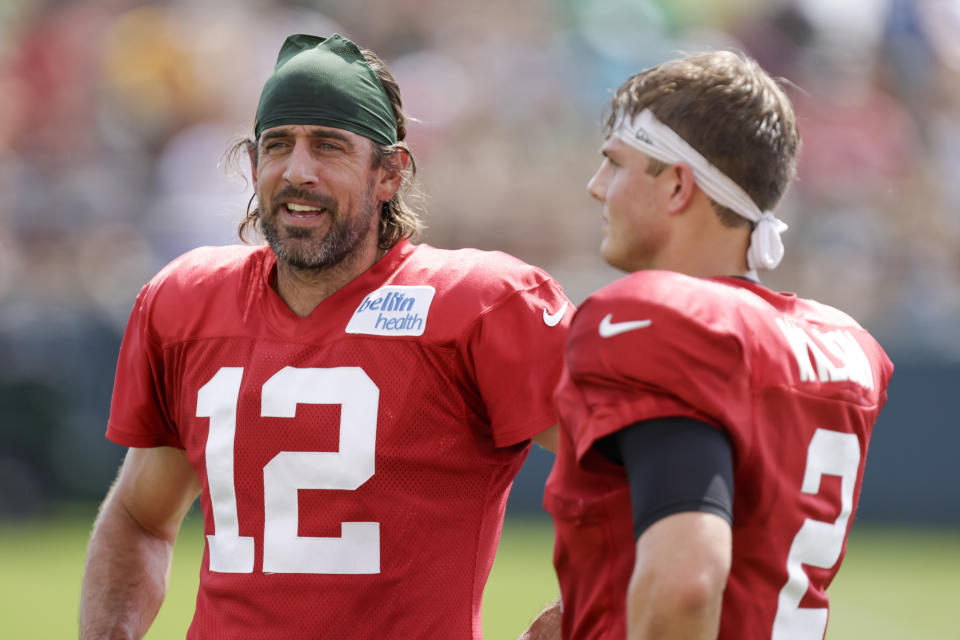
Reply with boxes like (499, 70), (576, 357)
(259, 182), (379, 272)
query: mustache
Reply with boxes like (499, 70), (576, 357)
(272, 186), (337, 212)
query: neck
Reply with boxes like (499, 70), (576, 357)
(275, 243), (386, 317)
(659, 245), (751, 279)
(655, 199), (752, 278)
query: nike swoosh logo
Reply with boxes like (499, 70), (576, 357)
(543, 301), (568, 327)
(598, 313), (652, 338)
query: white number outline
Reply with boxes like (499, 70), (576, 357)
(196, 366), (380, 574)
(771, 428), (861, 640)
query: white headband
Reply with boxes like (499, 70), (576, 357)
(613, 108), (788, 271)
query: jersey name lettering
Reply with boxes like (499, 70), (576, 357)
(775, 318), (874, 390)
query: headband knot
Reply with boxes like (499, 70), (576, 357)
(748, 210), (788, 271)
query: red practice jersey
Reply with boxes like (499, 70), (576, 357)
(107, 239), (572, 639)
(545, 271), (892, 640)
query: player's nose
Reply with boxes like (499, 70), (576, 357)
(587, 169), (606, 202)
(282, 140), (319, 187)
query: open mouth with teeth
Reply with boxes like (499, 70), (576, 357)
(285, 202), (328, 218)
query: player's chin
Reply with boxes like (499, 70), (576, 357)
(270, 236), (324, 267)
(599, 237), (616, 263)
(600, 243), (632, 272)
(280, 223), (329, 240)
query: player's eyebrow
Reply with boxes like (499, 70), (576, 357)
(259, 128), (290, 146)
(259, 127), (356, 151)
(305, 128), (356, 150)
(600, 146), (621, 162)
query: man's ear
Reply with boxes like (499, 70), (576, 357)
(375, 149), (409, 202)
(665, 162), (697, 215)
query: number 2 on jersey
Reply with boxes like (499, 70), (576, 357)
(772, 428), (861, 640)
(197, 366), (380, 575)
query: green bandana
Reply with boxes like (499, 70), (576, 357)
(254, 33), (397, 146)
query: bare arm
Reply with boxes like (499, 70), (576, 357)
(532, 425), (558, 453)
(626, 512), (731, 640)
(79, 446), (201, 640)
(517, 597), (562, 640)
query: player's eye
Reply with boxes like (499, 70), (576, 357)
(263, 140), (289, 152)
(599, 149), (617, 166)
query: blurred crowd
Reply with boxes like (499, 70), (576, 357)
(1, 0), (959, 510)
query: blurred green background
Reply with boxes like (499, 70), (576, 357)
(2, 514), (958, 639)
(2, 0), (959, 637)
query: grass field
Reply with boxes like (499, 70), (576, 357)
(1, 508), (957, 639)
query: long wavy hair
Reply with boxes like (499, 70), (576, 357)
(224, 48), (425, 250)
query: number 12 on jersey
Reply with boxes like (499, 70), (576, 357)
(196, 366), (380, 574)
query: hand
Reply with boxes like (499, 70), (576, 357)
(517, 598), (562, 640)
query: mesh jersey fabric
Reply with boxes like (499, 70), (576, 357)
(544, 270), (893, 640)
(106, 239), (572, 639)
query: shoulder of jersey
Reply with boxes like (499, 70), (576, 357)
(142, 245), (264, 328)
(582, 271), (889, 380)
(402, 244), (557, 311)
(150, 245), (262, 290)
(576, 271), (748, 337)
(565, 272), (749, 396)
(791, 295), (866, 332)
(581, 270), (861, 334)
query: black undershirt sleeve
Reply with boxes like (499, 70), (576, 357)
(595, 417), (734, 540)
